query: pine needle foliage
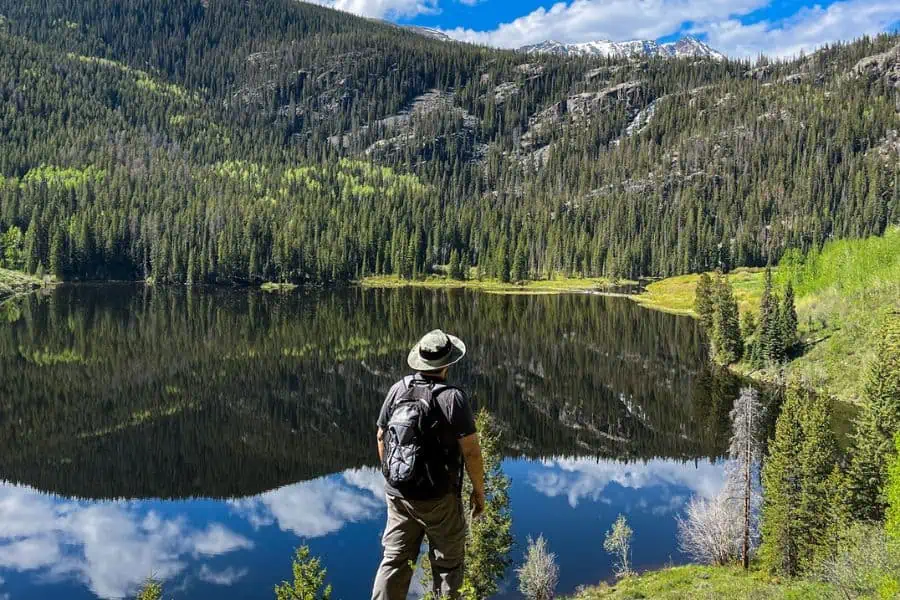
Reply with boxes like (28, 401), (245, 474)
(274, 546), (332, 600)
(461, 410), (514, 599)
(887, 435), (900, 541)
(694, 272), (716, 330)
(135, 580), (163, 600)
(760, 386), (841, 576)
(711, 273), (743, 365)
(847, 316), (900, 522)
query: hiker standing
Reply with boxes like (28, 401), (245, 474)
(372, 329), (487, 600)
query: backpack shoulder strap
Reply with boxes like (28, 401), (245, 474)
(427, 383), (465, 422)
(385, 376), (414, 418)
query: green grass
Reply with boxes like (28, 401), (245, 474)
(632, 268), (767, 316)
(359, 273), (628, 295)
(260, 282), (298, 293)
(632, 229), (900, 405)
(767, 228), (900, 404)
(569, 565), (834, 600)
(0, 268), (45, 302)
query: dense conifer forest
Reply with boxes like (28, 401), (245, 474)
(0, 0), (897, 285)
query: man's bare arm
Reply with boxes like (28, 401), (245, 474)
(459, 433), (486, 517)
(377, 427), (385, 462)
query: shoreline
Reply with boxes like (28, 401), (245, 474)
(0, 269), (58, 306)
(357, 274), (641, 295)
(8, 272), (874, 407)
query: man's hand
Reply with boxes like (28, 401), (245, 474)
(470, 488), (486, 519)
(459, 433), (487, 520)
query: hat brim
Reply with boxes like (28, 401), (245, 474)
(407, 334), (466, 372)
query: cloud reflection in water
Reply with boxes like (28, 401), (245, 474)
(0, 468), (385, 599)
(526, 457), (725, 509)
(0, 483), (254, 598)
(0, 460), (722, 599)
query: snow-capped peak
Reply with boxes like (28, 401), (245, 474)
(520, 35), (726, 61)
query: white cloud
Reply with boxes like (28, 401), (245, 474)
(435, 0), (899, 58)
(302, 0), (440, 19)
(0, 483), (253, 600)
(230, 468), (385, 539)
(0, 537), (60, 570)
(702, 0), (900, 58)
(197, 565), (249, 586)
(439, 0), (768, 48)
(528, 457), (725, 508)
(191, 524), (254, 557)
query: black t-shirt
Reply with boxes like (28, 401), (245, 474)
(377, 373), (477, 499)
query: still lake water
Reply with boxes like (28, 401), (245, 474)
(0, 285), (741, 599)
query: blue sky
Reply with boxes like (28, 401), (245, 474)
(306, 0), (900, 58)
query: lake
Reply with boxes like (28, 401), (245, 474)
(0, 285), (741, 599)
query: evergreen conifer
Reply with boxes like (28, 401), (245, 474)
(694, 272), (716, 330)
(846, 316), (900, 522)
(761, 386), (840, 576)
(780, 281), (798, 355)
(711, 273), (743, 365)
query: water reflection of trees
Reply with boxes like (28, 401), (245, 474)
(0, 286), (737, 500)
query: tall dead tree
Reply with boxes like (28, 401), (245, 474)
(728, 386), (766, 569)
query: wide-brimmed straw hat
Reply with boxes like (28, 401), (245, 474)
(407, 329), (467, 372)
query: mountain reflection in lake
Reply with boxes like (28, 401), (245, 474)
(0, 285), (741, 599)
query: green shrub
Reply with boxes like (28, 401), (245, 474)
(815, 523), (900, 599)
(887, 435), (900, 541)
(274, 546), (332, 600)
(135, 580), (162, 600)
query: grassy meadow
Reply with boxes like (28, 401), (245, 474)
(632, 228), (900, 404)
(569, 565), (834, 600)
(632, 268), (767, 315)
(359, 273), (628, 295)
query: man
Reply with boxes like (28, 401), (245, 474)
(372, 329), (486, 600)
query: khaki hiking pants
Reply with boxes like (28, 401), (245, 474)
(371, 492), (466, 600)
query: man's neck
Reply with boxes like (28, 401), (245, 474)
(416, 371), (446, 382)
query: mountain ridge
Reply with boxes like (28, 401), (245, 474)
(520, 35), (726, 60)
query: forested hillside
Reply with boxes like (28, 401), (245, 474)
(0, 0), (897, 285)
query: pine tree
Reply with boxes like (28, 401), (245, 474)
(423, 410), (513, 599)
(49, 226), (65, 279)
(711, 273), (743, 365)
(462, 410), (514, 598)
(846, 316), (900, 522)
(761, 386), (840, 576)
(497, 236), (511, 284)
(186, 247), (198, 286)
(274, 546), (332, 600)
(780, 282), (798, 355)
(1, 226), (24, 270)
(449, 249), (464, 280)
(511, 238), (527, 283)
(758, 267), (784, 363)
(740, 311), (757, 342)
(694, 272), (716, 330)
(23, 217), (39, 275)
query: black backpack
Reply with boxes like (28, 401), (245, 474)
(382, 377), (457, 497)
